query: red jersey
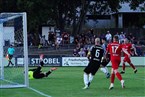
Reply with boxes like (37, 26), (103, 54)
(107, 42), (122, 60)
(122, 43), (132, 56)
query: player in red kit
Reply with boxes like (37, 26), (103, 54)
(120, 38), (137, 74)
(106, 36), (130, 90)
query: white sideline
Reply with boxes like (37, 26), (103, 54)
(28, 87), (52, 97)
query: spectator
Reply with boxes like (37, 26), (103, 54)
(128, 33), (133, 40)
(38, 35), (46, 49)
(115, 32), (120, 40)
(73, 35), (79, 45)
(105, 31), (112, 43)
(78, 48), (86, 57)
(73, 49), (79, 57)
(48, 32), (55, 45)
(62, 32), (69, 44)
(100, 33), (105, 40)
(55, 36), (62, 49)
(119, 32), (125, 43)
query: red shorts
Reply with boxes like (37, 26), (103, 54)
(123, 56), (131, 63)
(111, 58), (121, 69)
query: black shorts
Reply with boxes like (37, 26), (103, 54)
(8, 54), (13, 60)
(84, 60), (100, 75)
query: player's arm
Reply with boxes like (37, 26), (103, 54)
(122, 48), (131, 58)
(87, 51), (91, 61)
(101, 49), (106, 62)
(87, 46), (93, 61)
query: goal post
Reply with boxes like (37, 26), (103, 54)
(0, 12), (29, 88)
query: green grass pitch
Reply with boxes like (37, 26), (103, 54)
(0, 66), (145, 97)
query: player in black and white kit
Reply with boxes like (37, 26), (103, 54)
(83, 38), (104, 89)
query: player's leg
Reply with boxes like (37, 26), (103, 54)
(7, 60), (10, 67)
(88, 73), (93, 87)
(110, 60), (125, 89)
(45, 67), (57, 77)
(120, 57), (126, 74)
(83, 72), (89, 89)
(109, 68), (115, 90)
(87, 62), (101, 89)
(100, 60), (110, 78)
(127, 58), (137, 73)
(83, 62), (92, 89)
(114, 69), (125, 88)
(7, 55), (14, 67)
(34, 68), (56, 79)
(100, 67), (110, 78)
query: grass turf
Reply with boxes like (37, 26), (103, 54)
(0, 67), (145, 97)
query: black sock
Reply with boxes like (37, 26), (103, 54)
(45, 71), (51, 77)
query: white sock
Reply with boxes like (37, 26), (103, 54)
(83, 73), (89, 86)
(121, 80), (124, 83)
(89, 73), (94, 83)
(110, 83), (114, 86)
(100, 67), (107, 74)
(104, 67), (109, 74)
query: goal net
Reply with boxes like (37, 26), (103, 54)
(0, 12), (29, 88)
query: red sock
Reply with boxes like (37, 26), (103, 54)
(111, 73), (115, 83)
(122, 63), (125, 71)
(116, 72), (122, 81)
(129, 63), (135, 70)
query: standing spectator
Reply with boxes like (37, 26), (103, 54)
(105, 31), (112, 43)
(6, 45), (15, 67)
(119, 32), (125, 43)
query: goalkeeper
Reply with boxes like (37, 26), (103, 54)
(28, 54), (57, 79)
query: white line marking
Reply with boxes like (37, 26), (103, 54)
(28, 87), (52, 97)
(134, 78), (145, 81)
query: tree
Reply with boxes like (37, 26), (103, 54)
(0, 0), (145, 35)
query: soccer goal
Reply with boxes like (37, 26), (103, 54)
(0, 12), (29, 88)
